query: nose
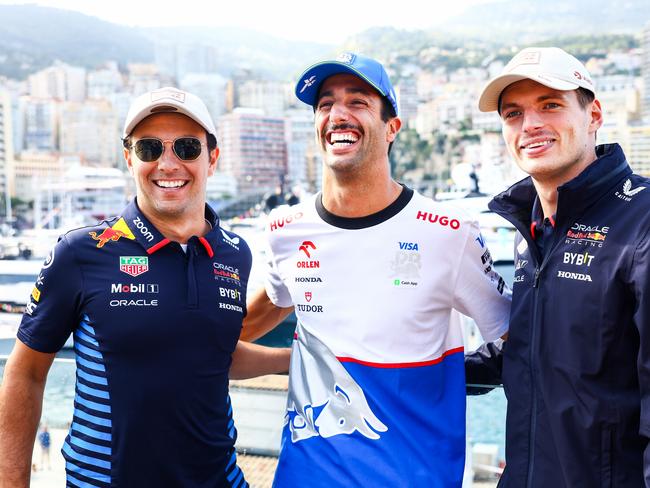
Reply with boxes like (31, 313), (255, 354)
(329, 101), (350, 123)
(521, 109), (544, 132)
(157, 140), (181, 171)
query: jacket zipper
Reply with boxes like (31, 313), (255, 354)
(526, 266), (541, 488)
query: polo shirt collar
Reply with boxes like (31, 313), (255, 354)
(119, 199), (218, 256)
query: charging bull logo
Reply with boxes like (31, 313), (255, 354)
(285, 325), (388, 443)
(89, 218), (136, 248)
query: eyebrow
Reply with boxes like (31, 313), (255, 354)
(317, 86), (372, 101)
(501, 92), (568, 111)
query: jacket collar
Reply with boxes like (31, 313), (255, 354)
(120, 199), (219, 256)
(489, 143), (631, 231)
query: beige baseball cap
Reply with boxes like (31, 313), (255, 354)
(122, 87), (217, 139)
(478, 47), (595, 112)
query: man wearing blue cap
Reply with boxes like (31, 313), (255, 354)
(242, 53), (511, 486)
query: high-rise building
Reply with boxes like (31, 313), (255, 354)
(19, 97), (59, 153)
(180, 74), (228, 122)
(28, 62), (86, 102)
(237, 80), (287, 116)
(642, 22), (650, 123)
(217, 109), (287, 194)
(0, 90), (15, 204)
(59, 100), (118, 166)
(284, 108), (320, 190)
(87, 63), (124, 100)
(396, 77), (419, 127)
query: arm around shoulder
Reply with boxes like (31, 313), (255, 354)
(241, 287), (293, 342)
(0, 339), (55, 487)
(229, 341), (291, 380)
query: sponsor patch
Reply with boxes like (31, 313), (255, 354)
(557, 270), (592, 282)
(120, 256), (149, 277)
(269, 212), (304, 232)
(415, 211), (460, 229)
(90, 218), (136, 248)
(615, 178), (646, 202)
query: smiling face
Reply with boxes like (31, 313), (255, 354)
(499, 79), (602, 189)
(124, 112), (218, 224)
(314, 74), (400, 178)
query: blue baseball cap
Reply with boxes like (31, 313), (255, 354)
(295, 52), (399, 116)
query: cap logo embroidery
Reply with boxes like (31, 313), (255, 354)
(336, 52), (355, 64)
(150, 89), (186, 103)
(573, 70), (593, 86)
(300, 75), (317, 93)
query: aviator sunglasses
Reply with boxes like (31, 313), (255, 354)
(131, 137), (206, 162)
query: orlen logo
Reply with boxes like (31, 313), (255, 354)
(416, 211), (460, 230)
(269, 212), (303, 232)
(299, 241), (316, 258)
(297, 241), (319, 269)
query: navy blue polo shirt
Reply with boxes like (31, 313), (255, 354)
(18, 199), (252, 488)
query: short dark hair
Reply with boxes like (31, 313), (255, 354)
(122, 131), (217, 152)
(575, 87), (595, 109)
(380, 97), (397, 156)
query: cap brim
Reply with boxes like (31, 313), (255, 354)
(478, 73), (580, 112)
(295, 61), (387, 107)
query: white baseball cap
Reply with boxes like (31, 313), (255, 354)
(122, 87), (217, 139)
(478, 47), (595, 112)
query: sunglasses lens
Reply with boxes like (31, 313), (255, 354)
(174, 138), (202, 160)
(134, 139), (163, 162)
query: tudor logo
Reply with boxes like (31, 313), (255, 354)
(305, 291), (312, 302)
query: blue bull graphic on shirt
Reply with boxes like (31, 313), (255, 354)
(285, 325), (387, 442)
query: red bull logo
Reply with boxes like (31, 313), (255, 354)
(89, 218), (136, 249)
(90, 228), (129, 248)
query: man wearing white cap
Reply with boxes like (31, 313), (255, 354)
(0, 87), (289, 487)
(468, 47), (650, 486)
(241, 53), (511, 486)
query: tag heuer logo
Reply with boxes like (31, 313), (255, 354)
(120, 256), (149, 277)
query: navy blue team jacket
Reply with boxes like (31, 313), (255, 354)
(470, 144), (650, 487)
(18, 199), (252, 488)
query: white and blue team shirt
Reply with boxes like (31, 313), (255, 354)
(18, 199), (251, 488)
(264, 186), (511, 487)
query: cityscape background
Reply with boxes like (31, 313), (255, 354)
(0, 1), (649, 230)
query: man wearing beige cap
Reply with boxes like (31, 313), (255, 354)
(0, 87), (289, 487)
(467, 47), (650, 486)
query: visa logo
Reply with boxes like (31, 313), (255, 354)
(398, 242), (419, 251)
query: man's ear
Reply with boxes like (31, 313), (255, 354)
(386, 116), (402, 143)
(208, 147), (219, 177)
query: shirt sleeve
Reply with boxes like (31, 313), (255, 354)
(452, 219), (511, 342)
(17, 235), (83, 353)
(263, 226), (293, 308)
